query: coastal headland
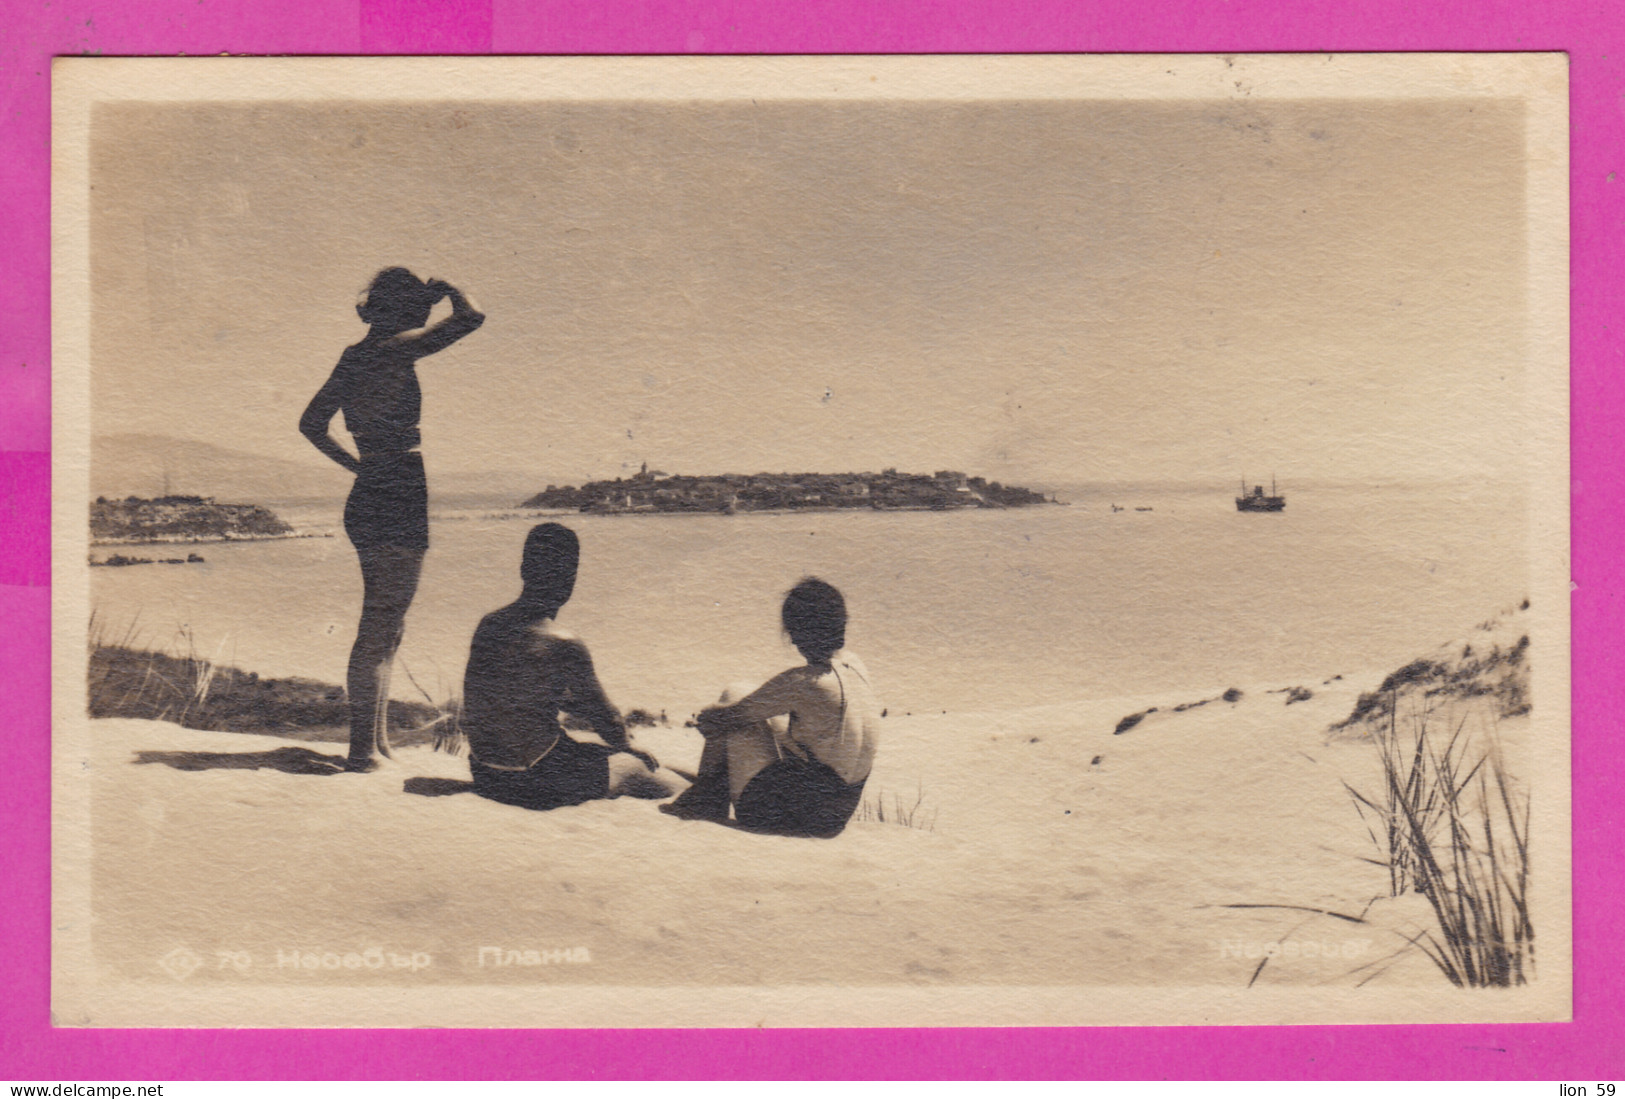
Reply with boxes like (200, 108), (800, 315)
(91, 495), (301, 545)
(521, 467), (1055, 514)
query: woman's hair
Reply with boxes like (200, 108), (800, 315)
(782, 577), (846, 663)
(356, 267), (435, 329)
(520, 523), (580, 613)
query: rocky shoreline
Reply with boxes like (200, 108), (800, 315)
(91, 494), (306, 544)
(90, 552), (207, 568)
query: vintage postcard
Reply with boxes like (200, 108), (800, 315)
(51, 54), (1570, 1027)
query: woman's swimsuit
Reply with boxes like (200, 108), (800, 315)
(734, 755), (866, 838)
(345, 448), (429, 551)
(337, 345), (430, 552)
(737, 662), (871, 838)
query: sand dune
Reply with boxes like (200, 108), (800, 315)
(84, 670), (1460, 996)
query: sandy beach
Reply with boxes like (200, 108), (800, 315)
(83, 665), (1474, 994)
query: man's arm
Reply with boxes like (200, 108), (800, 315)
(550, 638), (662, 771)
(548, 636), (636, 750)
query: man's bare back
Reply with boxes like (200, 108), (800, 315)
(459, 523), (680, 810)
(461, 608), (634, 770)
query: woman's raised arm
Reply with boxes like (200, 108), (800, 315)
(298, 370), (361, 474)
(387, 279), (485, 358)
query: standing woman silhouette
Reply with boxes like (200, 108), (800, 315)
(300, 268), (484, 771)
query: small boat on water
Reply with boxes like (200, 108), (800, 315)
(1236, 476), (1285, 513)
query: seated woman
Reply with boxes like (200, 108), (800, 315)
(461, 523), (684, 810)
(662, 578), (881, 838)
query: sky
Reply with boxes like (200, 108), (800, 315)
(89, 96), (1529, 487)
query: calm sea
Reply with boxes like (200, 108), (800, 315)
(88, 482), (1528, 716)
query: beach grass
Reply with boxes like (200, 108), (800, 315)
(87, 613), (448, 746)
(87, 615), (684, 762)
(1345, 697), (1532, 987)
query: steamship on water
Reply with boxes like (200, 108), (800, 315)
(1236, 476), (1286, 513)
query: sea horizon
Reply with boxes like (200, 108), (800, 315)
(89, 477), (1528, 719)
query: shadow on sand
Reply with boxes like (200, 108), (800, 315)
(132, 746), (348, 775)
(131, 748), (482, 794)
(403, 776), (476, 798)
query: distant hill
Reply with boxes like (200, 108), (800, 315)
(93, 434), (343, 504)
(92, 434), (542, 507)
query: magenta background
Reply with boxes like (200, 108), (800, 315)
(0, 0), (1619, 1081)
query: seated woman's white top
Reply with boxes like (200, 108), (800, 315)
(729, 649), (881, 785)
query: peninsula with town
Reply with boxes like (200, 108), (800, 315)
(520, 467), (1056, 514)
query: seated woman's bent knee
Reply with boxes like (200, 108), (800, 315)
(717, 681), (759, 707)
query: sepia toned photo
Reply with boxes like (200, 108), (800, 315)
(51, 54), (1570, 1027)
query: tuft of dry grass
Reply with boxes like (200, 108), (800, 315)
(1345, 697), (1532, 987)
(393, 658), (465, 755)
(855, 782), (937, 832)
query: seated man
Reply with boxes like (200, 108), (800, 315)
(461, 522), (682, 809)
(662, 577), (880, 838)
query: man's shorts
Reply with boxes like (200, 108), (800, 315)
(469, 735), (612, 811)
